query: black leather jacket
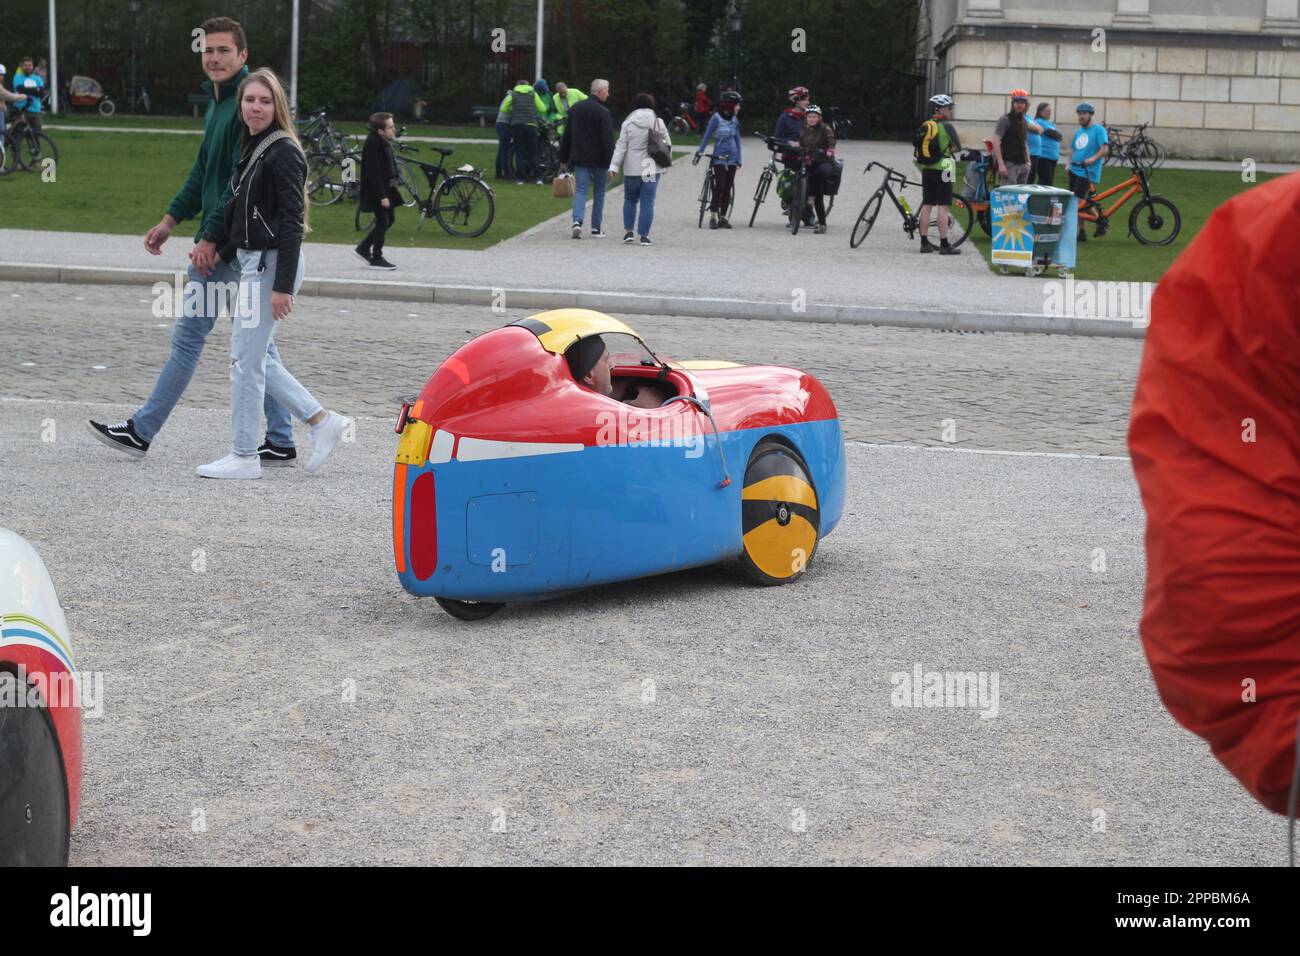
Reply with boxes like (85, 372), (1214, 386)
(219, 130), (307, 294)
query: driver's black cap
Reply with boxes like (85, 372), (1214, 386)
(566, 335), (607, 382)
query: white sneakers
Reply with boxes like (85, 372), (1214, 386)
(196, 453), (262, 480)
(305, 411), (350, 475)
(196, 411), (352, 479)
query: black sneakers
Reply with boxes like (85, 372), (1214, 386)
(369, 256), (397, 270)
(258, 441), (298, 467)
(87, 419), (150, 459)
(353, 244), (372, 264)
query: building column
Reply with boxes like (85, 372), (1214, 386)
(964, 0), (1005, 22)
(1113, 0), (1153, 27)
(1263, 0), (1300, 34)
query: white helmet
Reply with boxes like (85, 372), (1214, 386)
(929, 93), (953, 109)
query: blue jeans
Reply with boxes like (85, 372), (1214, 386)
(623, 173), (661, 237)
(229, 250), (323, 457)
(133, 256), (294, 447)
(571, 165), (606, 231)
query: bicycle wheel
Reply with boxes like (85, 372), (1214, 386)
(15, 132), (58, 172)
(1129, 196), (1181, 246)
(942, 196), (975, 250)
(849, 190), (884, 248)
(724, 177), (736, 221)
(306, 152), (345, 205)
(396, 159), (420, 207)
(698, 168), (712, 228)
(355, 203), (374, 234)
(749, 167), (772, 227)
(789, 175), (808, 235)
(539, 139), (559, 183)
(433, 175), (495, 238)
(0, 136), (10, 176)
(1150, 139), (1168, 170)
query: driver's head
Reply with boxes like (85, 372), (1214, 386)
(567, 335), (613, 396)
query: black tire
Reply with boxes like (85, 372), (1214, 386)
(976, 208), (992, 236)
(0, 137), (10, 177)
(697, 168), (711, 228)
(849, 189), (884, 248)
(789, 174), (808, 235)
(1129, 195), (1181, 246)
(14, 132), (58, 172)
(539, 139), (560, 183)
(749, 166), (772, 227)
(396, 159), (420, 207)
(98, 98), (115, 117)
(435, 597), (504, 621)
(433, 174), (495, 238)
(739, 441), (820, 586)
(0, 671), (70, 866)
(941, 196), (975, 250)
(355, 203), (374, 234)
(306, 152), (345, 206)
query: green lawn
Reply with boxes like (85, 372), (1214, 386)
(0, 129), (577, 250)
(963, 165), (1281, 282)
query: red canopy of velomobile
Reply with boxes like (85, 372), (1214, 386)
(1129, 171), (1300, 815)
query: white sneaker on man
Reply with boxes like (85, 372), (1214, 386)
(196, 453), (262, 480)
(306, 411), (351, 475)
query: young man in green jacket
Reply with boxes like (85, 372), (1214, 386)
(499, 78), (549, 184)
(88, 17), (297, 465)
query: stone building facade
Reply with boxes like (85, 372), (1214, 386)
(921, 0), (1300, 161)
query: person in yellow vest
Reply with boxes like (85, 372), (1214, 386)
(551, 81), (588, 136)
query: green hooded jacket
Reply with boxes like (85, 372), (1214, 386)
(166, 64), (250, 243)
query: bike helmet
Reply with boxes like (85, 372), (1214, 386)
(1010, 88), (1030, 102)
(805, 105), (823, 115)
(721, 90), (742, 104)
(929, 93), (953, 109)
(1076, 102), (1096, 114)
(788, 85), (810, 102)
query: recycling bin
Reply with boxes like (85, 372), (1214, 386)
(991, 184), (1077, 276)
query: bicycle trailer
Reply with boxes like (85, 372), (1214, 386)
(990, 184), (1077, 276)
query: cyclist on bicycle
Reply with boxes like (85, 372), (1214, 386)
(914, 93), (963, 255)
(774, 85), (809, 158)
(799, 106), (837, 234)
(693, 90), (743, 229)
(0, 64), (29, 143)
(1068, 102), (1109, 242)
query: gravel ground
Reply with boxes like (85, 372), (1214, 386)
(0, 396), (1283, 866)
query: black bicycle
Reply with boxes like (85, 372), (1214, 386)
(775, 139), (836, 236)
(394, 145), (495, 238)
(849, 161), (972, 250)
(2, 111), (58, 174)
(693, 153), (736, 227)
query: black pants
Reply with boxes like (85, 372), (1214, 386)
(710, 164), (737, 213)
(362, 205), (395, 257)
(809, 160), (836, 224)
(512, 125), (539, 181)
(1035, 157), (1057, 186)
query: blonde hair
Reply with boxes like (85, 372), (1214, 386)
(235, 68), (310, 230)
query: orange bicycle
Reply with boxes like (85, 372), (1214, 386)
(1076, 155), (1181, 245)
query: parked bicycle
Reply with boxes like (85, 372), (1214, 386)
(395, 145), (496, 238)
(827, 107), (853, 140)
(538, 120), (562, 183)
(850, 161), (972, 250)
(297, 109), (353, 154)
(1104, 122), (1166, 173)
(1076, 151), (1180, 245)
(747, 137), (783, 227)
(693, 152), (736, 227)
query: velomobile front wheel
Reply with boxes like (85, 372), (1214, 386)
(435, 597), (504, 621)
(739, 441), (820, 585)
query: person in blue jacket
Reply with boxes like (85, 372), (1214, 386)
(773, 85), (809, 166)
(1030, 102), (1062, 186)
(693, 90), (743, 228)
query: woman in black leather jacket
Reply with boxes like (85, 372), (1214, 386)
(197, 67), (351, 480)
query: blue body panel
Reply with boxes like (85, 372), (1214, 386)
(396, 419), (844, 602)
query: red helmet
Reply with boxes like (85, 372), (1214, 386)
(788, 85), (810, 102)
(1010, 88), (1030, 101)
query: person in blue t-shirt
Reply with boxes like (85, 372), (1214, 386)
(1031, 102), (1061, 186)
(11, 56), (45, 134)
(1068, 102), (1108, 241)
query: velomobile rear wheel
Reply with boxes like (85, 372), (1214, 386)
(435, 597), (504, 621)
(739, 441), (820, 585)
(0, 670), (70, 865)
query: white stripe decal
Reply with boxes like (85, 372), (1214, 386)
(456, 436), (585, 462)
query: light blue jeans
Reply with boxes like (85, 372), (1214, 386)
(229, 249), (323, 457)
(133, 255), (294, 446)
(571, 165), (606, 231)
(623, 173), (661, 237)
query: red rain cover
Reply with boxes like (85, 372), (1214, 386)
(1129, 171), (1300, 815)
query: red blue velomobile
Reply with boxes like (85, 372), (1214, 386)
(392, 309), (845, 620)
